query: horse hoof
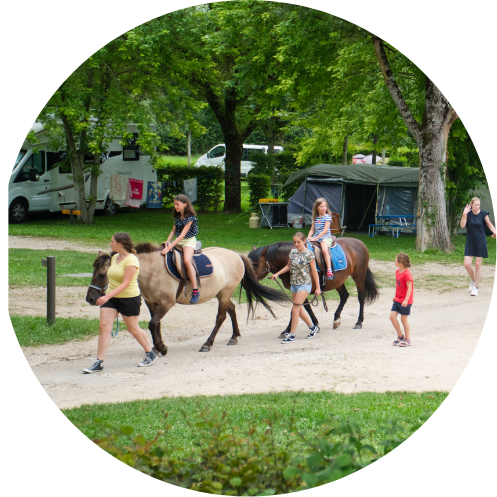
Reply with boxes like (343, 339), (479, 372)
(199, 345), (211, 352)
(153, 345), (168, 356)
(333, 320), (341, 329)
(353, 324), (362, 329)
(227, 339), (238, 345)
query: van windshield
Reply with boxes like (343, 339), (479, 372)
(14, 149), (27, 170)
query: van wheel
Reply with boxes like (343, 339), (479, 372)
(9, 198), (29, 224)
(104, 198), (117, 216)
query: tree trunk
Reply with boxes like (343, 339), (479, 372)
(416, 131), (453, 252)
(342, 134), (349, 165)
(88, 154), (100, 220)
(267, 116), (275, 155)
(372, 134), (378, 164)
(372, 35), (457, 251)
(223, 137), (243, 212)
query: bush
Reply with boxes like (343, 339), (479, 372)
(94, 406), (430, 494)
(156, 164), (224, 212)
(248, 174), (272, 207)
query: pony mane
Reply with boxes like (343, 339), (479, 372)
(248, 245), (267, 262)
(93, 252), (113, 269)
(266, 242), (294, 262)
(135, 242), (161, 254)
(248, 242), (294, 263)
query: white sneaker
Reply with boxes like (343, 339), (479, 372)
(469, 280), (476, 291)
(471, 287), (479, 296)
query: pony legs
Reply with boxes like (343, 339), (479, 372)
(332, 284), (349, 329)
(144, 299), (174, 355)
(200, 296), (238, 352)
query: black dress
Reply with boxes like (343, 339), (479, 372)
(464, 210), (489, 258)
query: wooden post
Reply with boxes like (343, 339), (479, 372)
(41, 256), (56, 325)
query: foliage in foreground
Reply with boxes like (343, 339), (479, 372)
(94, 405), (430, 494)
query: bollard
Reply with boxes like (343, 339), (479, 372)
(41, 256), (56, 325)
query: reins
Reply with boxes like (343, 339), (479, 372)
(310, 292), (328, 312)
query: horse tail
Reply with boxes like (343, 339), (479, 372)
(364, 266), (380, 304)
(239, 255), (289, 319)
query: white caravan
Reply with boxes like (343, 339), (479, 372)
(9, 123), (157, 223)
(195, 143), (284, 178)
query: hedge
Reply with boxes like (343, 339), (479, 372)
(156, 164), (224, 212)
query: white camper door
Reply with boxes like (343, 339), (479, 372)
(13, 151), (53, 209)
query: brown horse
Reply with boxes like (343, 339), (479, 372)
(86, 243), (288, 354)
(248, 238), (379, 334)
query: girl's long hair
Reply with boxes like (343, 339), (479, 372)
(312, 197), (331, 220)
(113, 232), (137, 254)
(173, 194), (196, 219)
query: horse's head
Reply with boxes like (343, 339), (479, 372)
(86, 251), (113, 305)
(247, 244), (270, 280)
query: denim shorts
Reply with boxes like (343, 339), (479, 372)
(391, 301), (412, 316)
(290, 283), (312, 294)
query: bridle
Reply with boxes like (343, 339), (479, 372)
(88, 282), (109, 294)
(256, 256), (271, 280)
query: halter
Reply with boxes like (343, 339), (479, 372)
(88, 283), (109, 294)
(256, 258), (271, 280)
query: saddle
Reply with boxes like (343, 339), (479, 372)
(307, 238), (336, 289)
(162, 242), (201, 297)
(162, 241), (214, 299)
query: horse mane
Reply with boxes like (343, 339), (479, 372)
(93, 252), (113, 269)
(266, 242), (294, 263)
(135, 242), (162, 254)
(248, 245), (267, 262)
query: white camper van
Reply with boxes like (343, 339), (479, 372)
(195, 144), (284, 178)
(9, 123), (157, 223)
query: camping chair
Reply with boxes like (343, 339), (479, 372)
(330, 212), (346, 237)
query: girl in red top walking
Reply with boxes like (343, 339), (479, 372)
(390, 252), (414, 347)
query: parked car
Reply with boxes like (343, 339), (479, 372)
(195, 144), (284, 178)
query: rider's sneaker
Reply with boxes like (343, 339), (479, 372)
(190, 289), (200, 304)
(327, 269), (334, 280)
(471, 287), (479, 296)
(83, 359), (103, 374)
(138, 350), (158, 367)
(306, 324), (320, 339)
(281, 335), (296, 343)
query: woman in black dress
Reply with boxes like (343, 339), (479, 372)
(460, 197), (496, 296)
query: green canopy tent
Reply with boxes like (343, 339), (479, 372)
(285, 164), (419, 231)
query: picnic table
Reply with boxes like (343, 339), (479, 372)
(369, 215), (417, 238)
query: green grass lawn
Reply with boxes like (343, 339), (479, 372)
(64, 390), (447, 456)
(157, 154), (202, 166)
(9, 249), (97, 287)
(11, 316), (150, 347)
(9, 209), (495, 265)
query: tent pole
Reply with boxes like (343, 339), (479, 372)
(302, 176), (308, 226)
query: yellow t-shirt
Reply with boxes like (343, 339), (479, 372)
(106, 254), (140, 298)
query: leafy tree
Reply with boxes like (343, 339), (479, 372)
(446, 119), (487, 235)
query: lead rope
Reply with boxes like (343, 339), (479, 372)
(112, 316), (120, 337)
(268, 275), (325, 309)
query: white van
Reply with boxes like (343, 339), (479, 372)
(9, 123), (157, 223)
(195, 144), (284, 178)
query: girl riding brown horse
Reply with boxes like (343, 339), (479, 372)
(248, 237), (379, 335)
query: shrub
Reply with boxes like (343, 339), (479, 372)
(94, 407), (430, 494)
(156, 164), (224, 212)
(248, 174), (272, 207)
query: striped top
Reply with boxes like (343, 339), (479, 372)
(314, 214), (332, 241)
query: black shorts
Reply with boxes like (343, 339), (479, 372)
(391, 301), (412, 316)
(101, 296), (141, 317)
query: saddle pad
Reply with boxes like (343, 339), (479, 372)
(330, 243), (347, 271)
(165, 251), (214, 282)
(306, 241), (347, 272)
